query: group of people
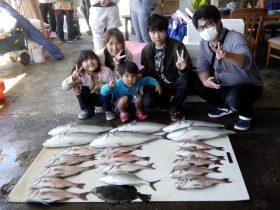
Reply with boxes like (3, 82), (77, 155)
(62, 5), (262, 131)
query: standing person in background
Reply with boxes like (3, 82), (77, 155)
(129, 0), (156, 43)
(89, 0), (122, 50)
(38, 0), (57, 38)
(53, 0), (77, 43)
(80, 0), (92, 35)
(192, 5), (262, 131)
(95, 28), (133, 74)
(141, 14), (193, 122)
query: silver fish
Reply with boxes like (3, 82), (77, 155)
(172, 155), (222, 169)
(109, 121), (166, 133)
(30, 177), (85, 189)
(60, 146), (101, 156)
(43, 133), (100, 148)
(102, 162), (155, 174)
(175, 176), (231, 189)
(100, 172), (161, 191)
(26, 188), (88, 205)
(48, 123), (113, 136)
(170, 166), (221, 178)
(90, 131), (161, 148)
(98, 145), (142, 157)
(167, 126), (235, 141)
(163, 120), (225, 132)
(176, 148), (225, 160)
(99, 154), (150, 165)
(178, 140), (224, 150)
(46, 155), (95, 167)
(41, 165), (96, 178)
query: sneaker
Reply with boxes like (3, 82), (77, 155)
(105, 111), (116, 121)
(135, 110), (148, 121)
(170, 108), (182, 122)
(50, 32), (56, 39)
(234, 116), (252, 131)
(120, 112), (129, 123)
(78, 110), (94, 120)
(67, 39), (75, 43)
(208, 108), (234, 118)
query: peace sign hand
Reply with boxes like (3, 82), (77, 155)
(108, 78), (117, 89)
(113, 50), (126, 65)
(213, 42), (227, 60)
(176, 49), (187, 70)
(72, 64), (83, 80)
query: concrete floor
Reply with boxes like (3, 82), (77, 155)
(0, 32), (280, 210)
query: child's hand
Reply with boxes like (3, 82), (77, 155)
(72, 82), (82, 95)
(108, 78), (116, 89)
(155, 84), (163, 95)
(176, 50), (187, 70)
(91, 85), (100, 94)
(113, 50), (126, 65)
(72, 64), (83, 80)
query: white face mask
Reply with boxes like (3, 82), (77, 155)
(199, 26), (218, 42)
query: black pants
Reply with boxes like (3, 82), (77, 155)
(77, 86), (113, 112)
(142, 76), (189, 111)
(55, 10), (75, 41)
(193, 78), (262, 118)
(80, 0), (91, 30)
(39, 3), (56, 32)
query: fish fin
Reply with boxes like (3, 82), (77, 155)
(75, 183), (85, 189)
(214, 159), (223, 165)
(212, 167), (221, 173)
(222, 178), (231, 183)
(146, 163), (155, 170)
(134, 145), (143, 150)
(77, 192), (89, 201)
(217, 155), (225, 160)
(137, 193), (151, 203)
(215, 146), (224, 151)
(149, 180), (161, 191)
(87, 165), (97, 170)
(143, 156), (150, 161)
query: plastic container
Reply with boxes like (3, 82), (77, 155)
(0, 79), (5, 101)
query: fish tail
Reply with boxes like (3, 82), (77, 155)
(77, 192), (89, 201)
(143, 156), (150, 161)
(87, 165), (97, 170)
(217, 155), (225, 160)
(212, 167), (221, 173)
(215, 146), (224, 151)
(214, 159), (223, 165)
(75, 183), (85, 189)
(222, 178), (231, 183)
(146, 163), (155, 169)
(149, 180), (161, 191)
(135, 145), (143, 150)
(88, 156), (96, 161)
(137, 193), (151, 203)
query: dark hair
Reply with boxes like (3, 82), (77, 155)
(118, 61), (139, 76)
(192, 5), (221, 28)
(147, 14), (169, 32)
(103, 28), (126, 70)
(72, 50), (101, 73)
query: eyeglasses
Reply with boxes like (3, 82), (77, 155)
(196, 21), (216, 32)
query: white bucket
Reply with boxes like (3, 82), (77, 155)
(32, 45), (45, 63)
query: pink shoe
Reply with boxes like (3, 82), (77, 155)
(135, 110), (148, 121)
(120, 112), (129, 123)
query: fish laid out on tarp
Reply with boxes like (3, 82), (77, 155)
(43, 133), (100, 148)
(46, 155), (96, 167)
(100, 172), (161, 191)
(41, 165), (96, 178)
(109, 121), (166, 133)
(26, 188), (89, 205)
(99, 154), (150, 165)
(90, 131), (163, 148)
(48, 123), (113, 136)
(162, 119), (225, 132)
(170, 166), (221, 178)
(167, 126), (235, 141)
(172, 155), (222, 169)
(175, 176), (231, 189)
(98, 145), (142, 157)
(176, 148), (225, 160)
(102, 162), (155, 174)
(177, 140), (224, 150)
(90, 185), (151, 204)
(60, 146), (102, 157)
(30, 177), (85, 190)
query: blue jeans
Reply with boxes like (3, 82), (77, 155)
(130, 10), (151, 43)
(55, 10), (74, 41)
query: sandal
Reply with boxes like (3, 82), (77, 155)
(135, 110), (148, 121)
(120, 112), (129, 123)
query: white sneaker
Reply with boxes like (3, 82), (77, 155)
(105, 111), (116, 121)
(50, 32), (56, 39)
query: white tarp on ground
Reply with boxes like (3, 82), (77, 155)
(8, 136), (249, 202)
